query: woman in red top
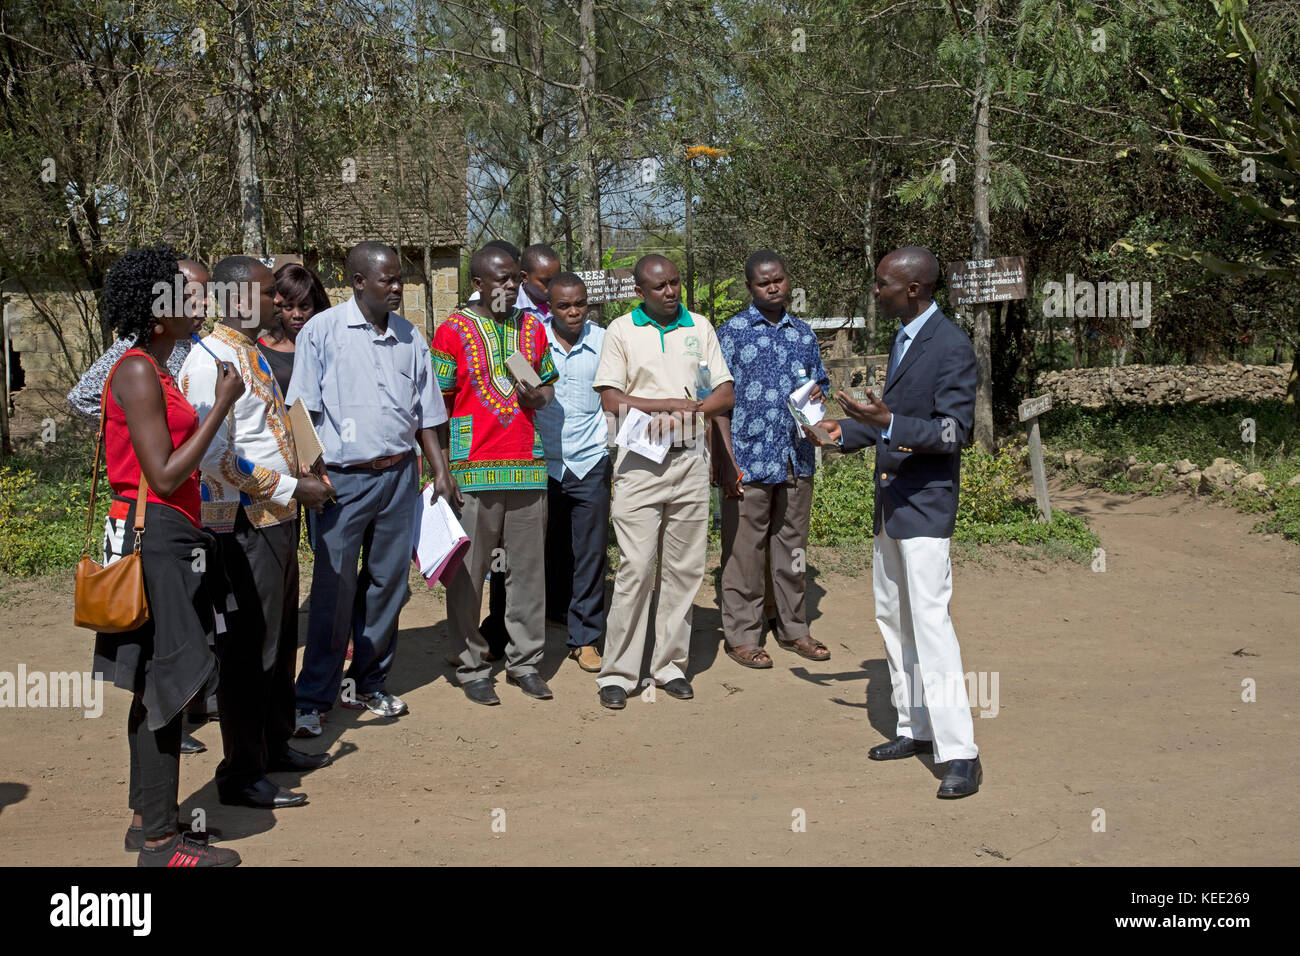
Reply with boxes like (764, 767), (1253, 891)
(92, 245), (245, 867)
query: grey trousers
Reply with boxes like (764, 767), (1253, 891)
(720, 472), (814, 648)
(446, 488), (547, 682)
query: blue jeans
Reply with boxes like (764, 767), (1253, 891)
(295, 456), (417, 712)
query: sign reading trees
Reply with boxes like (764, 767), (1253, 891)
(575, 268), (638, 304)
(946, 256), (1028, 307)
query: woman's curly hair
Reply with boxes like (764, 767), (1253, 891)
(101, 244), (181, 347)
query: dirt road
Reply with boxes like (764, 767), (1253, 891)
(1, 483), (1296, 865)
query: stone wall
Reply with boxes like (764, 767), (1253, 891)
(1035, 363), (1288, 407)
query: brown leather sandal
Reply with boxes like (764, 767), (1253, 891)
(776, 634), (831, 661)
(725, 643), (774, 669)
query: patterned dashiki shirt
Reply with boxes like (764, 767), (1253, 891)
(432, 306), (559, 493)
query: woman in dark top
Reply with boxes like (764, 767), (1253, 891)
(259, 263), (332, 566)
(256, 262), (331, 396)
(94, 245), (245, 867)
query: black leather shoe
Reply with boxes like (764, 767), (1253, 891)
(937, 757), (982, 799)
(599, 686), (627, 710)
(661, 678), (693, 700)
(507, 673), (553, 700)
(218, 777), (307, 809)
(462, 678), (501, 706)
(270, 747), (332, 772)
(180, 734), (206, 755)
(868, 736), (934, 761)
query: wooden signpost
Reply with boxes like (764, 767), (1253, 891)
(946, 256), (1028, 308)
(1019, 393), (1053, 523)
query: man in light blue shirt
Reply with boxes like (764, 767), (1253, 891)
(533, 272), (610, 671)
(286, 242), (458, 732)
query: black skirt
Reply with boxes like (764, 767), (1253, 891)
(92, 498), (222, 732)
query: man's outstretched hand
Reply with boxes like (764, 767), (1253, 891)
(836, 389), (891, 429)
(802, 419), (842, 446)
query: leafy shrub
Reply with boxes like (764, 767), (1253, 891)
(0, 465), (102, 576)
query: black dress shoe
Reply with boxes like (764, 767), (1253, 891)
(937, 757), (982, 799)
(270, 747), (332, 772)
(507, 673), (553, 700)
(598, 686), (627, 710)
(868, 736), (934, 761)
(218, 777), (308, 809)
(180, 734), (206, 755)
(661, 678), (693, 700)
(462, 678), (501, 706)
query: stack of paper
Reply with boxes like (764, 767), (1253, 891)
(615, 407), (673, 464)
(411, 485), (471, 587)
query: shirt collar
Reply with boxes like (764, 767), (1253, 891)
(745, 303), (792, 328)
(899, 301), (939, 340)
(630, 303), (693, 332)
(346, 295), (397, 340)
(546, 319), (598, 355)
(515, 284), (549, 317)
(209, 323), (255, 349)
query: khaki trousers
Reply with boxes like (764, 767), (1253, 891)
(446, 489), (547, 682)
(598, 448), (709, 692)
(720, 472), (814, 648)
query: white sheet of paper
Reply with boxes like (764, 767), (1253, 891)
(788, 379), (826, 425)
(412, 486), (470, 582)
(614, 406), (671, 464)
(505, 350), (542, 388)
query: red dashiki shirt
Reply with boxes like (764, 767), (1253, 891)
(432, 306), (559, 492)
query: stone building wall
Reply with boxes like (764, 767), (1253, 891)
(3, 253), (461, 395)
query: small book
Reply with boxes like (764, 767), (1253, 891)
(287, 399), (325, 470)
(505, 350), (542, 388)
(411, 485), (471, 587)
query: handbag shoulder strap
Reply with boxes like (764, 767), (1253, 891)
(85, 349), (159, 553)
(81, 381), (110, 557)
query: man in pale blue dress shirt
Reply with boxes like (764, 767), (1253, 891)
(533, 272), (610, 672)
(285, 242), (458, 734)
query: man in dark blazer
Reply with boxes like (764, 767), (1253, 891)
(807, 246), (982, 798)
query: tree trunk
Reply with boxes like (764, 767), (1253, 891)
(1289, 331), (1300, 419)
(233, 3), (265, 256)
(863, 178), (877, 353)
(524, 8), (546, 244)
(684, 168), (695, 312)
(970, 0), (995, 451)
(576, 0), (600, 269)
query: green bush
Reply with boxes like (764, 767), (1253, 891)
(1045, 399), (1300, 543)
(1, 446), (103, 577)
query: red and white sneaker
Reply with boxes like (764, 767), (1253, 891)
(137, 831), (241, 867)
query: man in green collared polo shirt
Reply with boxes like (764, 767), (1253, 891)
(591, 255), (734, 709)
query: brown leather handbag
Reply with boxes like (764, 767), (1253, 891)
(73, 384), (151, 633)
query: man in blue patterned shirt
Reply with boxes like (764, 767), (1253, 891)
(715, 250), (832, 668)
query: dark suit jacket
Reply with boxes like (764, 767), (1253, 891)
(839, 308), (975, 539)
